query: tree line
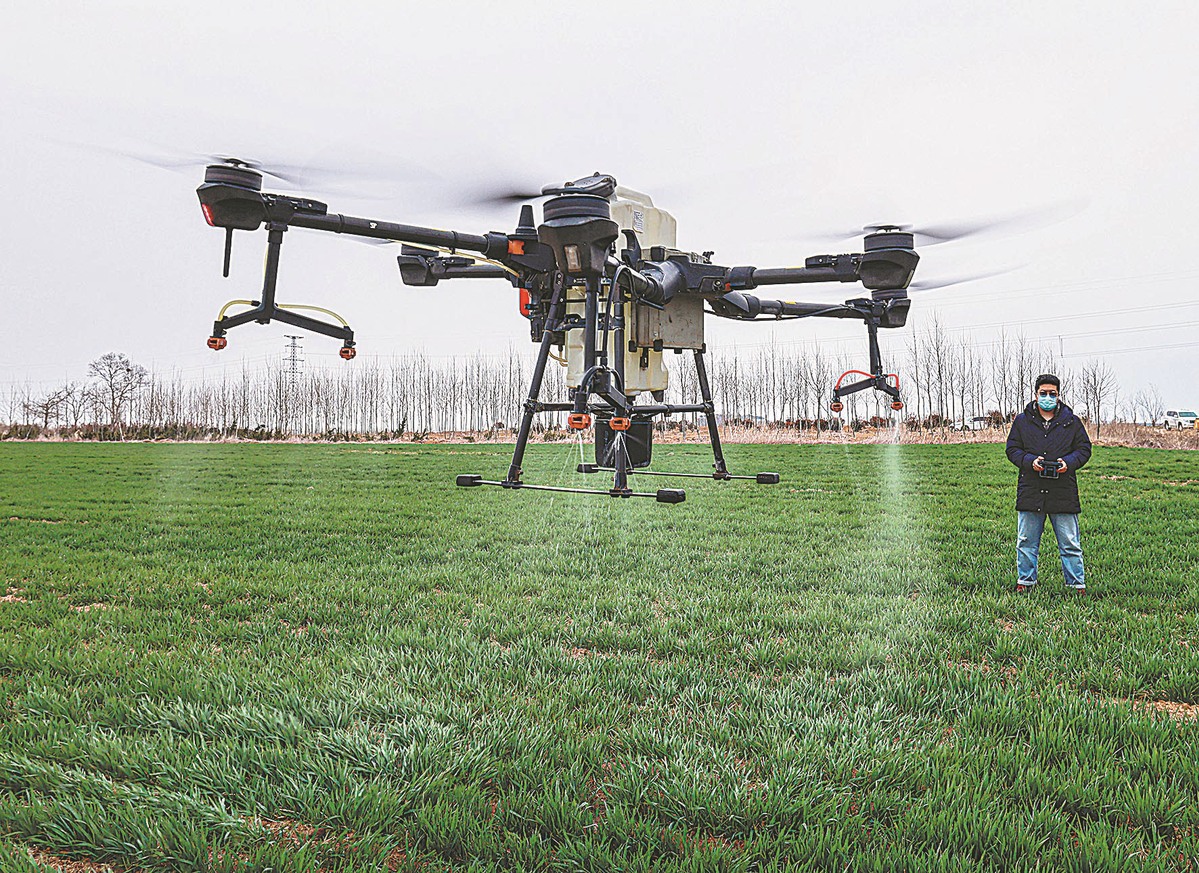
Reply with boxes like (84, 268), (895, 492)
(2, 323), (1160, 440)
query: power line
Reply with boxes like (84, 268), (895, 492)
(1062, 339), (1199, 358)
(914, 268), (1199, 309)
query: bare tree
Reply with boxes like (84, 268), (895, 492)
(60, 383), (90, 429)
(1144, 383), (1165, 427)
(87, 353), (149, 438)
(22, 386), (71, 430)
(1076, 359), (1118, 438)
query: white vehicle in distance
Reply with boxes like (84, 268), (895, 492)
(954, 416), (991, 432)
(1163, 410), (1197, 430)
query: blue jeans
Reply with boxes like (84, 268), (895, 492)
(1017, 511), (1085, 587)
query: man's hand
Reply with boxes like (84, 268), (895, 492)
(1057, 459), (1068, 473)
(1033, 456), (1045, 471)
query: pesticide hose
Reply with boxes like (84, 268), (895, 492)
(216, 300), (350, 328)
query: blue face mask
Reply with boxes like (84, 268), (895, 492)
(1037, 394), (1058, 412)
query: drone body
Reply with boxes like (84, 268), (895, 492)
(196, 166), (922, 503)
(563, 186), (679, 397)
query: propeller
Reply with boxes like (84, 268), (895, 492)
(457, 185), (546, 207)
(810, 200), (1085, 249)
(60, 139), (443, 202)
(63, 133), (596, 218)
(449, 171), (617, 208)
(907, 265), (1023, 293)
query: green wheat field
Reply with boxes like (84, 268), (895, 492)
(1, 442), (1197, 872)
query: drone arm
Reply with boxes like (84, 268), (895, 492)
(610, 254), (890, 307)
(724, 249), (918, 296)
(728, 261), (861, 290)
(288, 212), (509, 259)
(709, 292), (861, 320)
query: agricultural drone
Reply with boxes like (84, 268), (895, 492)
(196, 162), (931, 504)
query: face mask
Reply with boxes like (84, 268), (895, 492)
(1037, 394), (1058, 412)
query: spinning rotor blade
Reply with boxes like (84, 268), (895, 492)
(904, 201), (1083, 246)
(459, 186), (546, 207)
(907, 265), (1023, 293)
(438, 171), (559, 210)
(811, 200), (1084, 249)
(70, 135), (589, 218)
(68, 140), (436, 200)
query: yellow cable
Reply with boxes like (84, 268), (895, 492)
(218, 299), (258, 320)
(215, 300), (350, 328)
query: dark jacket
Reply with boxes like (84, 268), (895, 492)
(1005, 401), (1092, 513)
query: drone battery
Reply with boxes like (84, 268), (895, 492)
(594, 416), (653, 469)
(632, 293), (705, 351)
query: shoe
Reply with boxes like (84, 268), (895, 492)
(1067, 584), (1086, 594)
(1016, 582), (1036, 593)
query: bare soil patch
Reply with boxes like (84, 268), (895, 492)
(1134, 700), (1199, 722)
(24, 848), (130, 872)
(70, 603), (113, 613)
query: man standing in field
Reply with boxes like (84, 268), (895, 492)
(1005, 374), (1093, 593)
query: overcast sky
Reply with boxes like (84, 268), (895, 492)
(2, 1), (1196, 409)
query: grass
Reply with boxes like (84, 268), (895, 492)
(0, 441), (1197, 872)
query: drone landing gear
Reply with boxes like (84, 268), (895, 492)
(206, 221), (357, 357)
(831, 370), (902, 411)
(831, 314), (904, 413)
(456, 475), (685, 504)
(579, 466), (781, 484)
(455, 307), (777, 503)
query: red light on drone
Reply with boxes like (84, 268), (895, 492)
(200, 203), (216, 227)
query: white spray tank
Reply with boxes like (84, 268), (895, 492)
(563, 186), (676, 394)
